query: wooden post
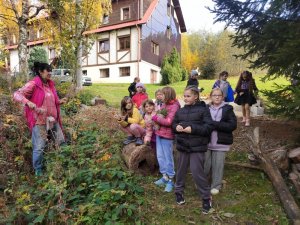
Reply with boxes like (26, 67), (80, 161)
(250, 127), (300, 223)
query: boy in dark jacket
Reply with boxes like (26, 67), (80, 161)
(172, 85), (214, 214)
(128, 77), (140, 98)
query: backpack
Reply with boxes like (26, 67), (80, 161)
(225, 85), (234, 102)
(213, 80), (234, 102)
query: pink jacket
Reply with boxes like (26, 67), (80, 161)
(155, 100), (180, 139)
(13, 76), (62, 133)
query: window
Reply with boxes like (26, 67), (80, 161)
(37, 29), (43, 39)
(103, 14), (109, 24)
(100, 68), (109, 78)
(121, 7), (130, 20)
(82, 70), (87, 76)
(167, 3), (171, 16)
(151, 41), (159, 55)
(167, 26), (171, 39)
(119, 36), (130, 50)
(119, 67), (130, 77)
(99, 39), (109, 53)
(12, 34), (16, 44)
(49, 48), (56, 59)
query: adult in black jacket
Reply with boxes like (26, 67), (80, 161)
(186, 70), (199, 88)
(204, 88), (237, 196)
(128, 77), (140, 97)
(172, 85), (214, 214)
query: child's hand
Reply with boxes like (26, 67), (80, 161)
(176, 125), (184, 132)
(239, 92), (244, 96)
(183, 126), (192, 133)
(114, 114), (122, 120)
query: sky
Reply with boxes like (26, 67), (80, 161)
(179, 0), (227, 33)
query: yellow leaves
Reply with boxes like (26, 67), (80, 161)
(96, 153), (112, 163)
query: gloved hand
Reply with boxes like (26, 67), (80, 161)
(152, 115), (158, 122)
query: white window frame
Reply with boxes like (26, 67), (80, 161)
(121, 7), (130, 20)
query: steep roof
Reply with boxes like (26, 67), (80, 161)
(84, 0), (186, 35)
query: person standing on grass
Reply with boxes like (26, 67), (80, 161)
(142, 99), (156, 147)
(13, 62), (67, 176)
(212, 71), (234, 103)
(128, 77), (140, 98)
(234, 71), (258, 126)
(152, 87), (180, 192)
(172, 85), (214, 214)
(186, 70), (199, 88)
(204, 88), (237, 196)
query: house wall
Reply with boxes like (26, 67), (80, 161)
(82, 60), (160, 84)
(141, 0), (181, 67)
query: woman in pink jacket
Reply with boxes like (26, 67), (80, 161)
(13, 62), (67, 176)
(152, 87), (180, 192)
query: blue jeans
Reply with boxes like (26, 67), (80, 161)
(156, 135), (175, 178)
(32, 123), (64, 171)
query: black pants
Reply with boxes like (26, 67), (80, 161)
(175, 151), (210, 199)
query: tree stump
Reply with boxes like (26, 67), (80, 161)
(121, 143), (157, 175)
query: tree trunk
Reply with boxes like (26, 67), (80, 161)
(250, 127), (300, 223)
(18, 1), (29, 80)
(121, 143), (157, 175)
(75, 40), (82, 89)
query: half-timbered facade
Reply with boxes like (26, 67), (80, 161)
(6, 0), (186, 84)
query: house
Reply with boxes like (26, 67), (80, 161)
(6, 0), (186, 84)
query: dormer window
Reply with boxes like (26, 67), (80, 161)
(121, 7), (130, 20)
(103, 14), (109, 24)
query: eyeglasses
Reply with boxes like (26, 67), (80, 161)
(211, 95), (223, 97)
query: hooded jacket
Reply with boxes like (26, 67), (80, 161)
(208, 103), (237, 147)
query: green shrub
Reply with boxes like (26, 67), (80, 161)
(55, 81), (73, 98)
(262, 84), (300, 120)
(161, 48), (185, 85)
(3, 125), (144, 224)
(201, 59), (217, 79)
(28, 46), (48, 70)
(77, 90), (94, 106)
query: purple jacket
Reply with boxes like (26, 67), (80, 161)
(155, 100), (180, 139)
(23, 76), (62, 132)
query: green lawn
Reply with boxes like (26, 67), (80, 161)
(84, 75), (289, 107)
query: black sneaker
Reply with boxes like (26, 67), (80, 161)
(202, 198), (212, 214)
(175, 193), (185, 205)
(123, 136), (136, 145)
(135, 137), (143, 146)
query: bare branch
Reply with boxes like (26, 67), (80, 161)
(8, 0), (19, 19)
(29, 5), (46, 20)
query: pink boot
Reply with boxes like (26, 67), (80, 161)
(245, 119), (250, 127)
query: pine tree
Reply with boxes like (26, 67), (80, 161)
(210, 0), (300, 119)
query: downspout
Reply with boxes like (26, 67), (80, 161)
(136, 0), (143, 78)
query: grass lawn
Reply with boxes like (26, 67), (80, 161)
(141, 164), (289, 224)
(84, 75), (289, 107)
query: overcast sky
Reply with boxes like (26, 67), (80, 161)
(179, 0), (226, 33)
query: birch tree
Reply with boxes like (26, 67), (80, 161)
(0, 0), (45, 79)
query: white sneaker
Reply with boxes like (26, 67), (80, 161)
(210, 188), (219, 195)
